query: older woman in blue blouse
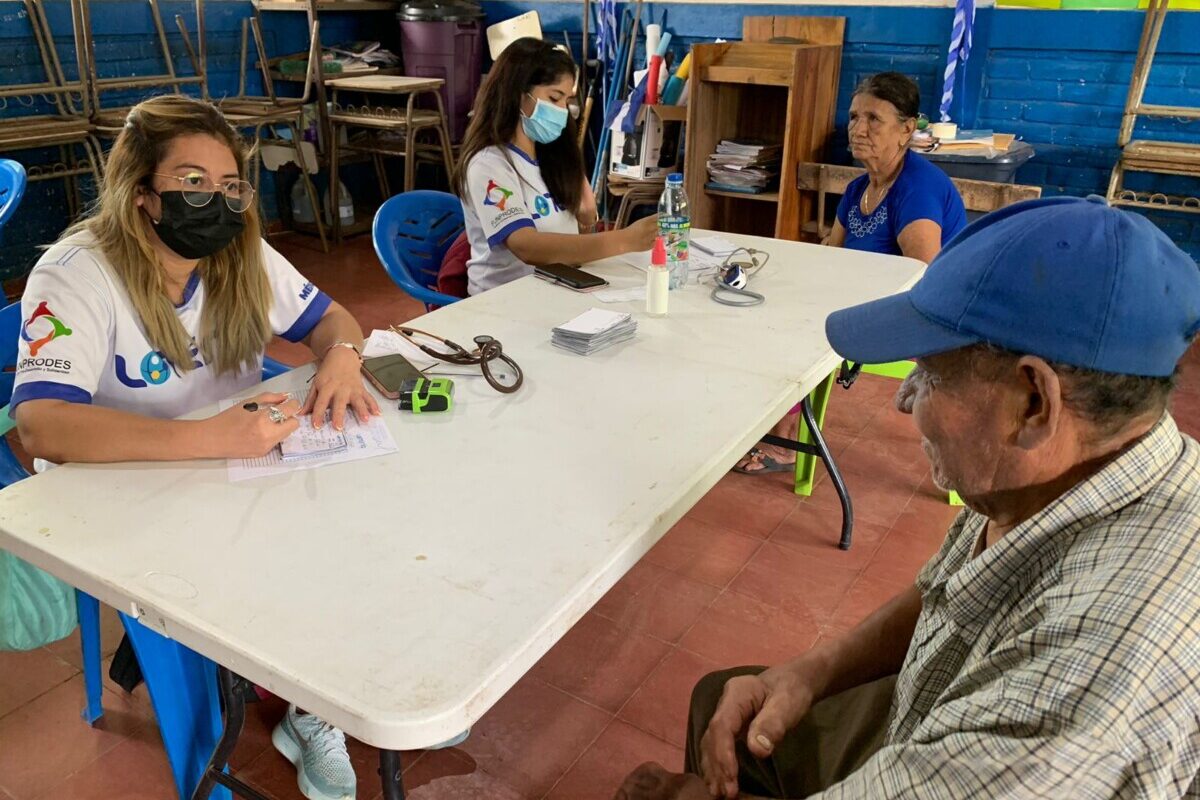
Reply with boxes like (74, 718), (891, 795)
(736, 72), (966, 475)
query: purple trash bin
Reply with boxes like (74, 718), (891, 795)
(398, 0), (484, 143)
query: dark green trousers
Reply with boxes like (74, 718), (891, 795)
(685, 667), (897, 799)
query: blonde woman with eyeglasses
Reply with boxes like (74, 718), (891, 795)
(11, 94), (375, 800)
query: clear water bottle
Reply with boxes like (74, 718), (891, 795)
(658, 173), (691, 290)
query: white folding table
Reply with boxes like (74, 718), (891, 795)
(0, 232), (922, 798)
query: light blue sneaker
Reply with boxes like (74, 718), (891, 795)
(272, 705), (356, 800)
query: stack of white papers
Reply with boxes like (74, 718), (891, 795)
(552, 309), (637, 355)
(692, 235), (739, 259)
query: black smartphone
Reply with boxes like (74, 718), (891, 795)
(534, 263), (609, 292)
(361, 354), (423, 400)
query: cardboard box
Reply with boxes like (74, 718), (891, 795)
(610, 104), (687, 180)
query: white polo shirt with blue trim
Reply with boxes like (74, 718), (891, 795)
(11, 231), (331, 423)
(461, 144), (579, 296)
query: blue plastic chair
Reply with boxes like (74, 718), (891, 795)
(261, 355), (290, 379)
(372, 190), (465, 311)
(0, 159), (27, 247)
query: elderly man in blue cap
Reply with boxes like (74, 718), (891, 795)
(615, 197), (1200, 800)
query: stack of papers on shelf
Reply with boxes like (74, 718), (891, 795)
(552, 309), (637, 355)
(706, 139), (782, 193)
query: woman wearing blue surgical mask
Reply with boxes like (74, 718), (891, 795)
(453, 37), (658, 295)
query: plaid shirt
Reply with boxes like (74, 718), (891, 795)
(817, 414), (1200, 799)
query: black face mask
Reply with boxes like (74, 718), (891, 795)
(149, 190), (245, 260)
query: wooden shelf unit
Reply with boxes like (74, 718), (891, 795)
(684, 40), (842, 240)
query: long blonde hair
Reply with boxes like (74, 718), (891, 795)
(66, 94), (271, 375)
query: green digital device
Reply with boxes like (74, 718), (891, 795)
(398, 377), (454, 413)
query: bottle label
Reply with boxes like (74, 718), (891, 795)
(659, 218), (690, 262)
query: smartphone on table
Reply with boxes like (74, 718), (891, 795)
(361, 354), (423, 400)
(534, 263), (609, 292)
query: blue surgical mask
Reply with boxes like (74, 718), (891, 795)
(521, 94), (568, 144)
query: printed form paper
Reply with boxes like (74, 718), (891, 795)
(225, 389), (398, 482)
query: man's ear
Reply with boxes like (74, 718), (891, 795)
(1013, 356), (1063, 450)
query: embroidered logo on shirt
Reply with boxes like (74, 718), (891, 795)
(848, 204), (888, 240)
(21, 301), (73, 356)
(483, 180), (514, 212)
(299, 282), (315, 301)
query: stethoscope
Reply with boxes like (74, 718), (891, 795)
(711, 247), (769, 307)
(390, 326), (524, 394)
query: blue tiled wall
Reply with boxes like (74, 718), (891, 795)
(2, 0), (1198, 279)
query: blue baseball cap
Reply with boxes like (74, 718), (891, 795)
(825, 196), (1200, 377)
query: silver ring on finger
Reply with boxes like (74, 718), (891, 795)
(266, 405), (287, 424)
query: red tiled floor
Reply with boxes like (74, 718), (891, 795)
(684, 472), (800, 539)
(619, 648), (719, 749)
(0, 675), (150, 798)
(545, 719), (685, 800)
(857, 401), (922, 443)
(860, 526), (948, 588)
(890, 489), (963, 540)
(834, 436), (929, 490)
(457, 677), (611, 798)
(592, 561), (719, 644)
(825, 574), (914, 636)
(679, 589), (821, 668)
(769, 501), (890, 571)
(31, 725), (176, 800)
(729, 542), (863, 625)
(530, 612), (671, 713)
(0, 646), (77, 720)
(403, 749), (526, 800)
(805, 469), (917, 530)
(644, 517), (763, 588)
(820, 393), (883, 439)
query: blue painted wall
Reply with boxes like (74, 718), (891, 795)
(2, 0), (1198, 279)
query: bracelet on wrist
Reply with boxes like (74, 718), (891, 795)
(322, 341), (362, 362)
